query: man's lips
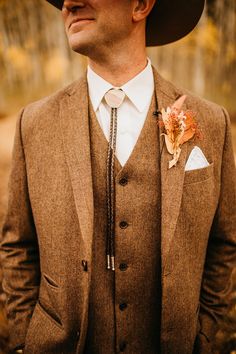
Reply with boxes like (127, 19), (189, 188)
(69, 18), (94, 29)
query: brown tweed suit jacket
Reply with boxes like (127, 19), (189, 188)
(0, 67), (235, 354)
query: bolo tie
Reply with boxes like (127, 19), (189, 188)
(104, 88), (126, 271)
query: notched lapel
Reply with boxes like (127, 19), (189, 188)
(153, 68), (188, 274)
(59, 74), (94, 257)
(160, 136), (188, 274)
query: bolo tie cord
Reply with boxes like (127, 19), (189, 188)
(105, 88), (125, 271)
(106, 107), (118, 270)
(105, 88), (159, 271)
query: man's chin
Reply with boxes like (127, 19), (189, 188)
(68, 36), (94, 56)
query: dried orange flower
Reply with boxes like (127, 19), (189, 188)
(159, 95), (201, 168)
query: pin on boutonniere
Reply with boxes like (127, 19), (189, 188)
(159, 95), (202, 169)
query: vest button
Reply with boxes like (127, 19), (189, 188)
(119, 221), (128, 229)
(119, 302), (128, 311)
(119, 177), (128, 186)
(119, 263), (128, 271)
(119, 341), (127, 351)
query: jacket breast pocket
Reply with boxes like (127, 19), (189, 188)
(182, 162), (217, 227)
(184, 162), (214, 185)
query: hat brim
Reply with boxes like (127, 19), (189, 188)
(46, 0), (205, 46)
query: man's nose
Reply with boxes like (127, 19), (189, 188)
(63, 1), (86, 11)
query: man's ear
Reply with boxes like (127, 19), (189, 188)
(132, 0), (156, 23)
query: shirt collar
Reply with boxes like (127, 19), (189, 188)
(87, 58), (154, 113)
(87, 66), (113, 112)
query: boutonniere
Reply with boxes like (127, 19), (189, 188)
(159, 95), (202, 169)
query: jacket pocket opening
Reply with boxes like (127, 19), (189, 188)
(43, 273), (60, 290)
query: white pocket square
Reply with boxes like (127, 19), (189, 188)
(185, 146), (210, 171)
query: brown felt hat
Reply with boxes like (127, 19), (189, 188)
(46, 0), (205, 46)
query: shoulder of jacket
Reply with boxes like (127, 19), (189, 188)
(23, 75), (86, 118)
(17, 75), (87, 143)
(159, 75), (229, 141)
(167, 79), (228, 130)
(152, 66), (227, 126)
(18, 74), (86, 137)
(183, 88), (225, 116)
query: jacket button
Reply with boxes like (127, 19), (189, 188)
(81, 260), (88, 271)
(119, 341), (127, 351)
(119, 177), (128, 186)
(119, 263), (128, 271)
(119, 302), (127, 311)
(119, 221), (128, 229)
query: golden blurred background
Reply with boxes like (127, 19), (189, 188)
(0, 0), (235, 353)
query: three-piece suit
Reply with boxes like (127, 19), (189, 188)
(1, 67), (235, 354)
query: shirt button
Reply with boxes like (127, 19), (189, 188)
(119, 221), (128, 229)
(119, 263), (128, 271)
(119, 177), (128, 186)
(119, 302), (128, 311)
(119, 341), (127, 352)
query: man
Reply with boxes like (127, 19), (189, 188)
(0, 0), (235, 353)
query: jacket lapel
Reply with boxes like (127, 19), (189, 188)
(59, 74), (94, 258)
(59, 67), (189, 269)
(153, 68), (188, 274)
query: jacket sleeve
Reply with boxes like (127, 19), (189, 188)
(0, 109), (40, 351)
(194, 108), (236, 354)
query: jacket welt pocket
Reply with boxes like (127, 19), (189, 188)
(43, 273), (60, 290)
(37, 299), (63, 329)
(184, 162), (214, 185)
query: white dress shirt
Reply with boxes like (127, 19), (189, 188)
(87, 59), (154, 166)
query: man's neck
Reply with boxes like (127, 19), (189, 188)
(88, 49), (148, 87)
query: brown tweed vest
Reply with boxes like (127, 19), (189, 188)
(84, 93), (161, 354)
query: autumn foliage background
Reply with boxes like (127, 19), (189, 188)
(0, 0), (236, 353)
